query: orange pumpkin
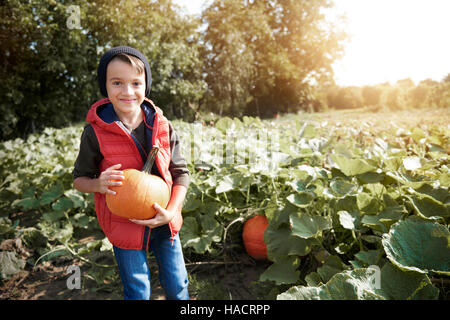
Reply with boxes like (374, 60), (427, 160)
(242, 215), (268, 260)
(106, 147), (170, 220)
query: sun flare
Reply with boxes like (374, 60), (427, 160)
(331, 0), (450, 86)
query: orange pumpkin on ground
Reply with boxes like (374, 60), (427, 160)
(106, 147), (170, 220)
(242, 215), (268, 260)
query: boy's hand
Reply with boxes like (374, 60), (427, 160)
(129, 203), (175, 228)
(98, 164), (124, 195)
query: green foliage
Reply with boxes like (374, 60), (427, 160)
(2, 0), (447, 143)
(0, 109), (449, 298)
(202, 0), (347, 117)
(176, 110), (448, 299)
(0, 0), (206, 140)
(0, 0), (98, 140)
(382, 218), (450, 275)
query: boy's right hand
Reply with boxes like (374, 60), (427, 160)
(97, 164), (124, 195)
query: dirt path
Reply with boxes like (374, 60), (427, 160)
(0, 246), (270, 300)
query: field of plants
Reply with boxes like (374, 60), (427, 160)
(0, 107), (449, 300)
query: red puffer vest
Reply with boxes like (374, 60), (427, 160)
(86, 97), (183, 249)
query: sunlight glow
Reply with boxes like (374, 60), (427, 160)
(173, 0), (450, 87)
(331, 0), (450, 86)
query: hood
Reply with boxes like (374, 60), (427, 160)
(86, 97), (162, 133)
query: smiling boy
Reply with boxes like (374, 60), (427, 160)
(72, 46), (190, 300)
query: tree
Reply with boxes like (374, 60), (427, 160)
(0, 0), (206, 140)
(443, 73), (450, 83)
(0, 0), (98, 140)
(202, 0), (261, 116)
(326, 86), (362, 109)
(362, 86), (381, 106)
(202, 0), (346, 118)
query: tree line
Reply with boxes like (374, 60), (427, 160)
(323, 77), (450, 112)
(0, 0), (448, 141)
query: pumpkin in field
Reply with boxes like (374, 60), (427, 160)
(242, 215), (268, 260)
(106, 147), (170, 220)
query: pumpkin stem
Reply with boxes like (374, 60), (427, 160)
(142, 146), (159, 174)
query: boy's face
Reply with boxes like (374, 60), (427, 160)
(105, 58), (146, 116)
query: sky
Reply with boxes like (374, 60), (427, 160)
(173, 0), (450, 87)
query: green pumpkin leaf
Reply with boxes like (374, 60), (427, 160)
(64, 189), (87, 208)
(382, 218), (450, 275)
(278, 263), (439, 300)
(290, 212), (332, 239)
(265, 225), (313, 260)
(286, 192), (314, 208)
(330, 178), (357, 197)
(331, 154), (376, 176)
(52, 197), (74, 211)
(405, 194), (450, 219)
(260, 256), (300, 285)
(338, 210), (362, 230)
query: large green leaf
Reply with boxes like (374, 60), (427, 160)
(265, 225), (314, 261)
(277, 263), (439, 300)
(331, 154), (376, 176)
(338, 210), (362, 230)
(286, 192), (314, 208)
(382, 218), (450, 275)
(405, 194), (450, 219)
(180, 215), (222, 253)
(289, 212), (332, 239)
(316, 255), (349, 283)
(260, 256), (301, 285)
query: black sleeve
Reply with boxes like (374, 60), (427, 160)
(168, 122), (190, 188)
(72, 125), (104, 179)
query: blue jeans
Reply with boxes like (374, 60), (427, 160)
(113, 224), (189, 300)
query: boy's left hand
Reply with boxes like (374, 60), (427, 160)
(129, 203), (175, 228)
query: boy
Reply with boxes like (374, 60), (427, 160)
(73, 46), (190, 300)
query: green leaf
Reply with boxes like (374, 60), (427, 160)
(215, 117), (234, 134)
(357, 192), (379, 214)
(100, 237), (113, 252)
(379, 262), (439, 300)
(331, 154), (376, 176)
(64, 189), (87, 208)
(182, 197), (202, 213)
(215, 174), (240, 194)
(277, 263), (439, 300)
(39, 188), (62, 206)
(52, 197), (74, 211)
(260, 256), (300, 285)
(316, 255), (348, 283)
(382, 218), (450, 275)
(329, 178), (357, 197)
(286, 192), (314, 208)
(42, 210), (66, 223)
(0, 251), (26, 280)
(354, 249), (382, 266)
(338, 210), (361, 230)
(290, 212), (332, 239)
(406, 194), (450, 219)
(55, 223), (73, 243)
(361, 207), (404, 233)
(265, 225), (313, 261)
(12, 198), (40, 211)
(179, 215), (222, 253)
